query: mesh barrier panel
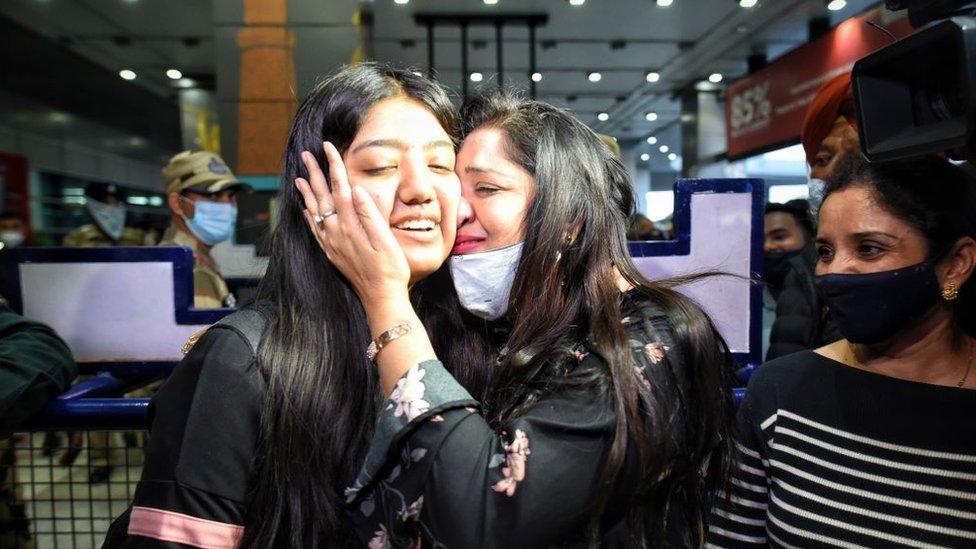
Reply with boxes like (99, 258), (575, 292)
(3, 431), (143, 548)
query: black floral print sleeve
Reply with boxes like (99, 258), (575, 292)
(345, 294), (687, 548)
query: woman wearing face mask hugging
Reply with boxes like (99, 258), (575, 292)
(708, 156), (976, 547)
(299, 91), (736, 547)
(103, 64), (463, 548)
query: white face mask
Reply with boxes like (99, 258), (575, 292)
(0, 230), (25, 248)
(449, 242), (524, 321)
(807, 178), (826, 217)
(86, 199), (127, 241)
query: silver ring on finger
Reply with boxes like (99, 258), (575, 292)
(313, 210), (337, 224)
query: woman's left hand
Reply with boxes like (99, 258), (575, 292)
(295, 142), (411, 311)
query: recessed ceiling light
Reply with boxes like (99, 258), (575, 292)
(531, 72), (542, 82)
(645, 71), (660, 83)
(657, 0), (674, 6)
(659, 145), (669, 153)
(709, 72), (723, 83)
(668, 152), (678, 161)
(470, 72), (484, 82)
(597, 112), (609, 121)
(394, 0), (409, 4)
(569, 0), (585, 5)
(176, 78), (195, 88)
(647, 136), (658, 145)
(645, 112), (658, 122)
(587, 71), (602, 82)
(739, 0), (758, 7)
(826, 0), (846, 10)
(640, 153), (650, 161)
(119, 69), (137, 80)
(166, 69), (182, 80)
(484, 0), (498, 4)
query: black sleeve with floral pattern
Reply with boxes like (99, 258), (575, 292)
(345, 296), (686, 548)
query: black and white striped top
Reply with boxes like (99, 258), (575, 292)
(708, 350), (976, 548)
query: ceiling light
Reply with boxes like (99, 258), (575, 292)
(587, 71), (602, 82)
(657, 0), (674, 6)
(166, 69), (182, 80)
(826, 0), (846, 10)
(119, 69), (137, 80)
(176, 78), (195, 88)
(470, 72), (483, 82)
(659, 145), (669, 153)
(484, 0), (498, 3)
(647, 136), (657, 145)
(569, 0), (585, 5)
(640, 153), (651, 161)
(739, 0), (757, 7)
(645, 112), (658, 122)
(708, 72), (723, 83)
(645, 71), (660, 83)
(394, 0), (409, 4)
(531, 72), (542, 82)
(668, 152), (678, 161)
(597, 112), (609, 121)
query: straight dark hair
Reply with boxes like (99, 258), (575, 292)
(239, 63), (459, 548)
(824, 155), (976, 338)
(418, 91), (735, 547)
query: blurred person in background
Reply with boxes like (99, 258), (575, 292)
(0, 295), (77, 548)
(627, 212), (665, 241)
(61, 181), (142, 483)
(763, 199), (838, 360)
(801, 71), (859, 214)
(709, 155), (976, 547)
(0, 212), (28, 250)
(63, 183), (143, 247)
(160, 151), (250, 309)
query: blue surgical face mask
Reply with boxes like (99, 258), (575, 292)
(86, 199), (127, 241)
(449, 242), (524, 320)
(182, 198), (237, 245)
(815, 258), (942, 345)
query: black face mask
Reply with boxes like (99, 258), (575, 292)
(764, 249), (803, 292)
(815, 259), (942, 345)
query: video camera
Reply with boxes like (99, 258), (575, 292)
(852, 1), (976, 161)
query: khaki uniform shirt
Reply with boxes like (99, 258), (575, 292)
(62, 225), (144, 247)
(159, 227), (233, 309)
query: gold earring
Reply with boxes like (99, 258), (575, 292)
(942, 283), (959, 301)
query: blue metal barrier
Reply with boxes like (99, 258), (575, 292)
(23, 364), (177, 431)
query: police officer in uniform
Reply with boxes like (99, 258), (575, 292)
(160, 151), (250, 309)
(60, 182), (142, 483)
(62, 183), (143, 247)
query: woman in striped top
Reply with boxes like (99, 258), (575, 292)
(708, 155), (976, 548)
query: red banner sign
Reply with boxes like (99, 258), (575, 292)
(726, 8), (913, 160)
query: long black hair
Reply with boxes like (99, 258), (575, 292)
(824, 155), (976, 338)
(418, 91), (735, 547)
(239, 63), (459, 548)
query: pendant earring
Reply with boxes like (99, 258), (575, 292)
(942, 282), (959, 301)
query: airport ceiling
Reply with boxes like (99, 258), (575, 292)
(1, 0), (879, 164)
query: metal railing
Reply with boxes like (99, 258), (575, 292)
(5, 362), (754, 548)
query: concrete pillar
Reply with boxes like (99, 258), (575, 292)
(212, 0), (360, 178)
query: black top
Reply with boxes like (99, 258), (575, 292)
(103, 308), (268, 548)
(344, 291), (697, 547)
(103, 293), (702, 548)
(708, 350), (976, 548)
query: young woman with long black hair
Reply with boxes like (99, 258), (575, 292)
(299, 91), (736, 547)
(103, 63), (464, 548)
